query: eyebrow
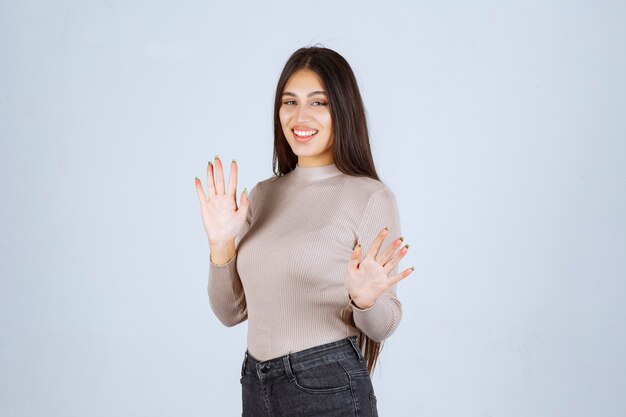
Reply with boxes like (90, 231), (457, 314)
(281, 91), (327, 97)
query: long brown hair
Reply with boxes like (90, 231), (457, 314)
(272, 46), (384, 373)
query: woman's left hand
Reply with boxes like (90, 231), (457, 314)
(345, 227), (414, 309)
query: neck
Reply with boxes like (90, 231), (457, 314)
(296, 154), (334, 167)
(291, 161), (342, 181)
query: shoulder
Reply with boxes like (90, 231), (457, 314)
(247, 173), (279, 194)
(338, 174), (398, 207)
(244, 174), (283, 207)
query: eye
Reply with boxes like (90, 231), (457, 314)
(312, 101), (328, 106)
(283, 100), (296, 105)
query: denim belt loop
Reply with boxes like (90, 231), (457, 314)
(241, 350), (248, 378)
(348, 336), (364, 362)
(282, 354), (296, 382)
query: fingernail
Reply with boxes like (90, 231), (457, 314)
(398, 236), (404, 242)
(208, 161), (212, 167)
(353, 242), (361, 250)
(403, 244), (410, 249)
(215, 155), (220, 160)
(244, 187), (248, 196)
(232, 158), (236, 164)
(194, 176), (199, 181)
(410, 266), (415, 271)
(384, 226), (389, 231)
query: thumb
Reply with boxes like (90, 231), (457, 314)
(237, 188), (250, 217)
(349, 243), (361, 270)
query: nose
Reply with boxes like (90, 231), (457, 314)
(295, 103), (312, 122)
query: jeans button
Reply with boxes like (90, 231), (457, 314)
(260, 363), (271, 372)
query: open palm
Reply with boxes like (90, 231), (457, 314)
(345, 228), (414, 309)
(194, 156), (249, 243)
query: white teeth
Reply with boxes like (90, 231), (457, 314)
(294, 129), (318, 137)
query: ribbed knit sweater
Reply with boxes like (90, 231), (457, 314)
(208, 162), (403, 361)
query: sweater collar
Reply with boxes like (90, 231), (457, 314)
(291, 162), (343, 181)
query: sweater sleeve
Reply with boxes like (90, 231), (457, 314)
(351, 186), (403, 342)
(207, 184), (257, 327)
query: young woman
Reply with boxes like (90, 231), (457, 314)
(195, 46), (414, 417)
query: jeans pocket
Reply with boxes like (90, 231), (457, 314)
(239, 352), (248, 385)
(369, 392), (378, 417)
(290, 360), (351, 394)
(240, 352), (247, 378)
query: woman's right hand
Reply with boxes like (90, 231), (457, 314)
(194, 156), (249, 244)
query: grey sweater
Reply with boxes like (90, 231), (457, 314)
(208, 162), (403, 361)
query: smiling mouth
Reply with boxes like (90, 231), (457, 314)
(293, 129), (319, 139)
(292, 129), (318, 143)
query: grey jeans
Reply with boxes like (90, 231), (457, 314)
(240, 336), (379, 417)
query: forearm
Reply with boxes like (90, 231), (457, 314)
(208, 251), (247, 327)
(352, 290), (402, 342)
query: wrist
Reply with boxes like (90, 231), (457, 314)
(348, 293), (375, 310)
(209, 239), (236, 266)
(208, 237), (236, 247)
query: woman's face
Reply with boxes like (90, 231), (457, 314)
(279, 68), (334, 167)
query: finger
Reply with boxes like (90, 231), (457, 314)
(366, 227), (388, 259)
(207, 161), (216, 196)
(236, 188), (249, 221)
(348, 243), (362, 270)
(376, 236), (404, 265)
(214, 155), (225, 194)
(387, 266), (415, 287)
(194, 176), (207, 203)
(227, 159), (238, 197)
(383, 243), (410, 273)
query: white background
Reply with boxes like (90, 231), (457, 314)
(1, 1), (625, 416)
